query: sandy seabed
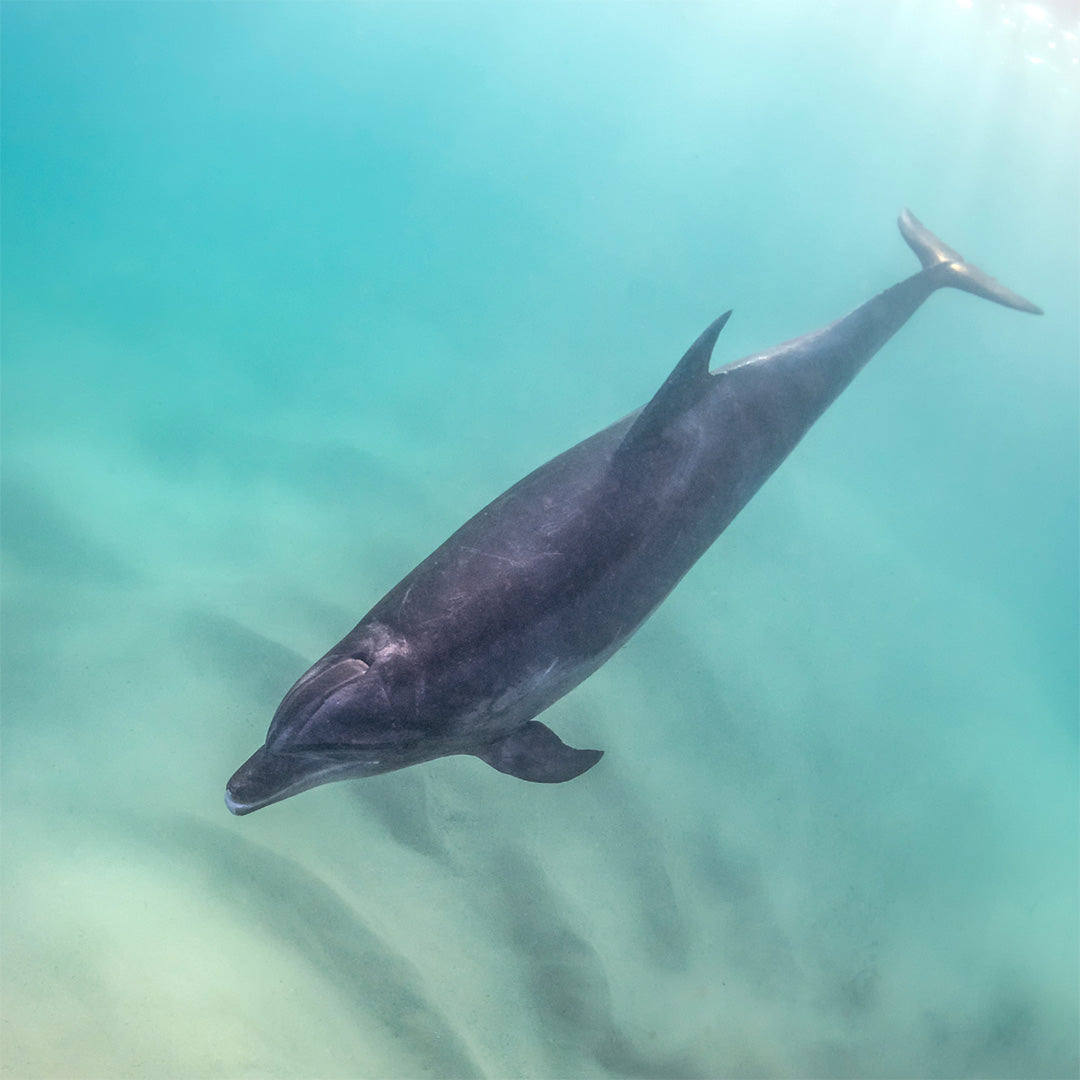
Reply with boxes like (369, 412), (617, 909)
(2, 413), (1075, 1079)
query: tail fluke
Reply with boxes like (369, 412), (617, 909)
(899, 209), (1043, 315)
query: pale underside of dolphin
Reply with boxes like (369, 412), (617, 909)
(226, 210), (1041, 815)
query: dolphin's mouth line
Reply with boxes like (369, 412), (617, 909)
(266, 743), (375, 761)
(225, 750), (381, 816)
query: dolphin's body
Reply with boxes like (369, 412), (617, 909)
(226, 211), (1041, 815)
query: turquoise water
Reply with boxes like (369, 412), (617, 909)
(2, 1), (1077, 1076)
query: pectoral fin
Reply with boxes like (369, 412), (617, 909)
(475, 721), (603, 783)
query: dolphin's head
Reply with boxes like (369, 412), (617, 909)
(225, 654), (422, 815)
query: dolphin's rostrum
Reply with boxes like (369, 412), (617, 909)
(226, 211), (1041, 815)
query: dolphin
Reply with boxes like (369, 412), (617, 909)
(226, 211), (1041, 815)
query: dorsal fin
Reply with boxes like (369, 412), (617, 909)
(617, 311), (731, 454)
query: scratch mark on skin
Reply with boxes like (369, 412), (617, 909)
(461, 545), (518, 566)
(414, 673), (424, 725)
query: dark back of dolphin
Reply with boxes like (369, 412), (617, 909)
(226, 211), (1041, 815)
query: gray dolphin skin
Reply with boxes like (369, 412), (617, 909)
(226, 211), (1041, 815)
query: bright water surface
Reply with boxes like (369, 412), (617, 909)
(2, 1), (1078, 1077)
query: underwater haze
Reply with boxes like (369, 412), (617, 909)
(2, 1), (1078, 1077)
